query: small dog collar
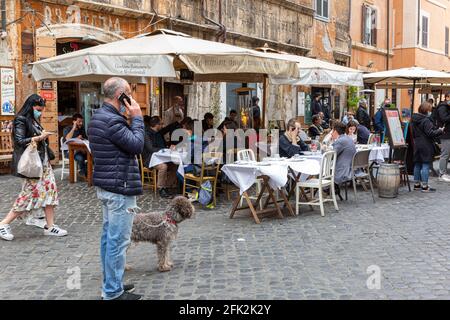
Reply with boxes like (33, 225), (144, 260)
(165, 214), (177, 225)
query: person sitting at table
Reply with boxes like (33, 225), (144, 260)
(202, 112), (214, 132)
(318, 112), (329, 129)
(308, 115), (324, 139)
(217, 110), (238, 131)
(176, 119), (206, 184)
(63, 113), (88, 177)
(279, 118), (309, 158)
(321, 119), (336, 149)
(356, 122), (371, 144)
(342, 111), (359, 126)
(220, 120), (240, 164)
(143, 116), (178, 198)
(332, 121), (357, 189)
(345, 120), (358, 144)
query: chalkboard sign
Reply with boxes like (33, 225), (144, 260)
(383, 108), (406, 147)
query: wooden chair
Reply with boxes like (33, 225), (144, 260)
(138, 154), (157, 195)
(0, 132), (13, 174)
(183, 152), (222, 207)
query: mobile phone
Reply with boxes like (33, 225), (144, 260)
(118, 92), (131, 106)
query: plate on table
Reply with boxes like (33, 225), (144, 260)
(302, 151), (319, 156)
(289, 158), (306, 162)
(234, 160), (256, 165)
(257, 162), (271, 166)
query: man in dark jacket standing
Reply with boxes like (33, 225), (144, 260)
(88, 77), (144, 300)
(356, 98), (371, 130)
(312, 93), (323, 116)
(436, 93), (450, 182)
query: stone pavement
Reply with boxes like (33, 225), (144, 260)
(1, 170), (450, 300)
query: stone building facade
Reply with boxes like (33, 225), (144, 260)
(0, 0), (352, 158)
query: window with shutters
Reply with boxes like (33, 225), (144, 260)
(445, 27), (449, 56)
(315, 0), (329, 20)
(421, 14), (429, 48)
(362, 5), (377, 46)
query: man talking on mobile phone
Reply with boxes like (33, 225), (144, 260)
(88, 77), (144, 300)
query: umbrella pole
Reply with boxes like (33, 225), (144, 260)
(262, 74), (267, 129)
(410, 79), (416, 116)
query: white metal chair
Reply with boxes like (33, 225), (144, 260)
(367, 133), (375, 145)
(294, 151), (339, 216)
(237, 149), (263, 209)
(60, 137), (77, 181)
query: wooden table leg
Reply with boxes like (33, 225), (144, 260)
(261, 177), (283, 219)
(229, 193), (242, 219)
(279, 187), (295, 216)
(242, 192), (261, 224)
(87, 152), (93, 187)
(69, 146), (74, 184)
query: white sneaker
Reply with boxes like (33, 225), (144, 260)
(44, 225), (68, 237)
(438, 174), (450, 183)
(26, 216), (46, 229)
(0, 224), (14, 241)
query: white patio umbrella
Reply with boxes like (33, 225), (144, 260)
(31, 29), (299, 83)
(259, 52), (363, 87)
(363, 67), (450, 113)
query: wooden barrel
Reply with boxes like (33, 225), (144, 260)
(377, 163), (400, 198)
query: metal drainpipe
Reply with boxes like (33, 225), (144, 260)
(386, 0), (390, 70)
(417, 0), (421, 46)
(201, 0), (226, 42)
(1, 0), (6, 33)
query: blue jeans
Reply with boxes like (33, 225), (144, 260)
(64, 150), (87, 174)
(414, 162), (430, 185)
(96, 188), (137, 300)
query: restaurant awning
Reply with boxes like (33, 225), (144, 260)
(363, 67), (450, 85)
(260, 52), (363, 87)
(363, 67), (450, 113)
(31, 29), (299, 83)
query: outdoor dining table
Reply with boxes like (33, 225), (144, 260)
(148, 149), (188, 176)
(221, 161), (294, 224)
(357, 143), (390, 163)
(222, 157), (322, 223)
(68, 141), (93, 187)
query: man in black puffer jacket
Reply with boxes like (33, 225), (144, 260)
(88, 77), (144, 300)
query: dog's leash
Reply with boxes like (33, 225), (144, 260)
(135, 214), (177, 228)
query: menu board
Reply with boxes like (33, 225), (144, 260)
(383, 108), (406, 147)
(1, 67), (15, 115)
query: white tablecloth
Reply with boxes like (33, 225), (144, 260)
(149, 150), (188, 176)
(357, 144), (390, 163)
(222, 157), (322, 195)
(222, 162), (288, 195)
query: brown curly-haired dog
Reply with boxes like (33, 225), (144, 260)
(129, 196), (194, 272)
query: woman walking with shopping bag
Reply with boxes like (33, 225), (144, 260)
(0, 94), (67, 240)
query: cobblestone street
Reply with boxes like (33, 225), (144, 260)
(1, 170), (450, 300)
